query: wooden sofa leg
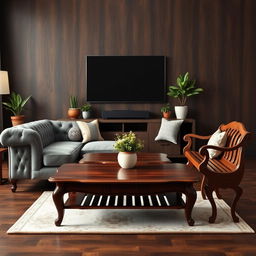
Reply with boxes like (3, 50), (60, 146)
(231, 186), (243, 223)
(10, 179), (17, 192)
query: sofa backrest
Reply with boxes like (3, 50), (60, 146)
(16, 120), (80, 147)
(19, 120), (55, 147)
(50, 120), (79, 141)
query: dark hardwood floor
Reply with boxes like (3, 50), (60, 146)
(0, 160), (255, 256)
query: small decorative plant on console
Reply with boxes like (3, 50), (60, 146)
(68, 96), (80, 119)
(81, 103), (92, 119)
(114, 131), (144, 169)
(160, 103), (171, 119)
(2, 91), (31, 126)
(167, 72), (203, 119)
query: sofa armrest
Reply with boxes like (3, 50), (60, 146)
(0, 128), (43, 177)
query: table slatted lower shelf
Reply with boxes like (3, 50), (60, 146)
(65, 192), (185, 209)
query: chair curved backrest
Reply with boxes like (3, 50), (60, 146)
(219, 121), (250, 170)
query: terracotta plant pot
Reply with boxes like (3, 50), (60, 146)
(68, 108), (80, 119)
(162, 111), (171, 119)
(11, 115), (25, 126)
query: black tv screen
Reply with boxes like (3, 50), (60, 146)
(86, 56), (166, 102)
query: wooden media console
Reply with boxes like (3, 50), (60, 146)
(85, 118), (195, 159)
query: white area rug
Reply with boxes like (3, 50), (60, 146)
(8, 192), (254, 234)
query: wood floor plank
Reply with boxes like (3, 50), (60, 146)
(0, 160), (256, 255)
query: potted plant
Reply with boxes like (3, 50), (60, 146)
(68, 96), (80, 119)
(81, 103), (92, 119)
(114, 131), (144, 169)
(167, 72), (203, 119)
(160, 103), (171, 119)
(2, 92), (31, 126)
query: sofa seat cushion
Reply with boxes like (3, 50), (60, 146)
(81, 141), (116, 154)
(43, 141), (82, 166)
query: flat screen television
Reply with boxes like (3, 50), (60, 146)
(86, 56), (166, 102)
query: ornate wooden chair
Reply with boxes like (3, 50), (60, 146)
(183, 121), (251, 223)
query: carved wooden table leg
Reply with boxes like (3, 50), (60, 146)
(204, 184), (217, 223)
(183, 184), (197, 226)
(52, 183), (65, 226)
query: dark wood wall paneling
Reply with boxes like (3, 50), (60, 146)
(1, 0), (255, 156)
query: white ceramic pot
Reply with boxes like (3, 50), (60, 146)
(174, 106), (188, 119)
(82, 111), (90, 119)
(117, 152), (137, 169)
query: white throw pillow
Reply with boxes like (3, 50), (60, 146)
(207, 129), (227, 159)
(76, 119), (104, 143)
(155, 118), (184, 144)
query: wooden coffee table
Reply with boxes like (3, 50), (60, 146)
(79, 152), (171, 164)
(49, 161), (199, 226)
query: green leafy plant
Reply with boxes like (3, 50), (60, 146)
(69, 96), (78, 108)
(81, 103), (91, 112)
(160, 103), (171, 113)
(114, 131), (144, 152)
(167, 72), (203, 105)
(2, 92), (31, 116)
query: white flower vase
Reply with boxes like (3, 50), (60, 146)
(117, 152), (137, 169)
(82, 111), (90, 119)
(175, 106), (188, 119)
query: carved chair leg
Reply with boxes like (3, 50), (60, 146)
(231, 186), (243, 223)
(10, 179), (17, 192)
(200, 175), (207, 200)
(204, 184), (217, 223)
(215, 188), (222, 199)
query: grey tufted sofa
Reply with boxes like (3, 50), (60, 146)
(0, 120), (116, 192)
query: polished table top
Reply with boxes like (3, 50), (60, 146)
(79, 152), (171, 164)
(49, 162), (200, 184)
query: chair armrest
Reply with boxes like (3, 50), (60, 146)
(199, 144), (242, 155)
(183, 133), (211, 153)
(0, 128), (43, 172)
